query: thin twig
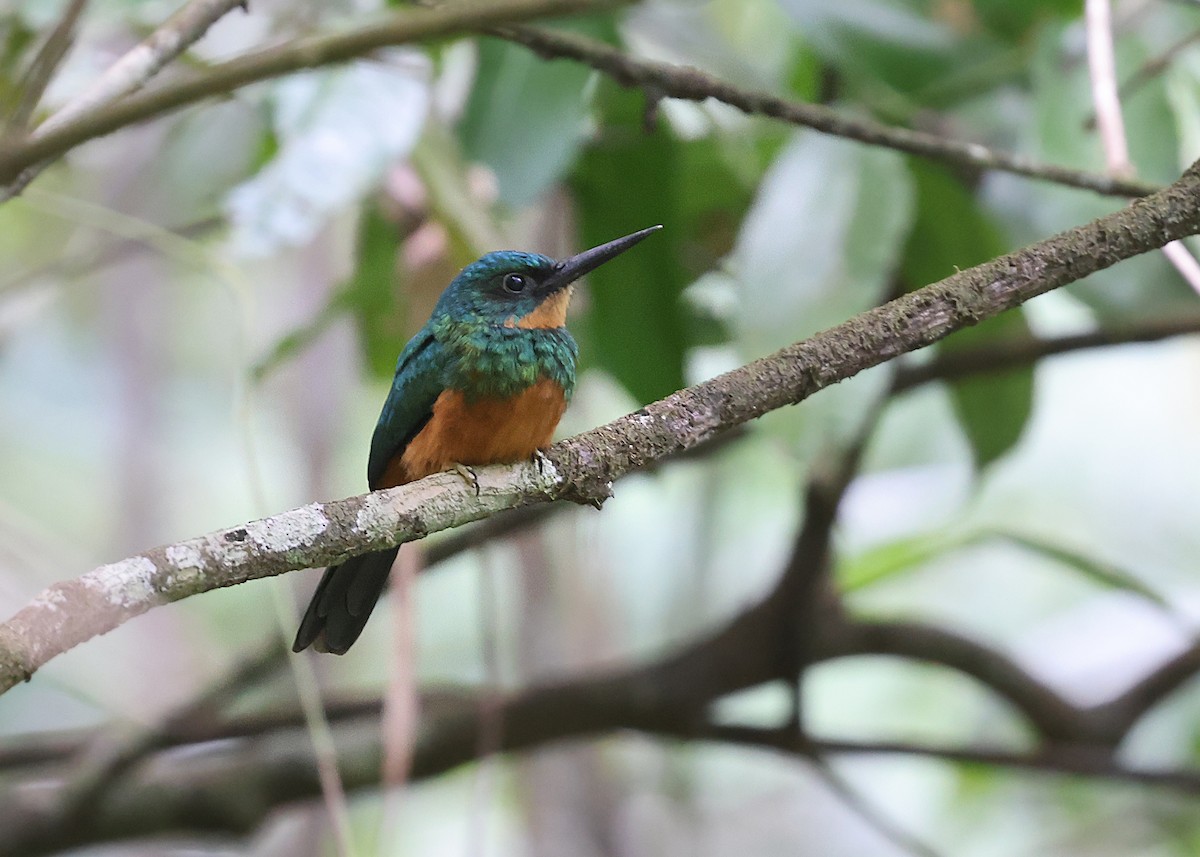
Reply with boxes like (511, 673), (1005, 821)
(806, 754), (945, 857)
(892, 314), (1200, 392)
(1086, 0), (1132, 175)
(1085, 0), (1200, 294)
(1085, 28), (1200, 128)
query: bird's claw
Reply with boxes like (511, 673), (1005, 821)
(453, 463), (481, 497)
(531, 449), (550, 476)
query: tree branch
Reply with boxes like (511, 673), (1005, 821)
(3, 158), (1200, 695)
(497, 25), (1160, 198)
(0, 0), (633, 189)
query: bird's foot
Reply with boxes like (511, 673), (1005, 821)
(452, 463), (481, 497)
(531, 449), (550, 476)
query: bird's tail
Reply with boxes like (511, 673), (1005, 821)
(292, 547), (399, 654)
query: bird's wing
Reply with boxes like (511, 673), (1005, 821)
(366, 329), (447, 489)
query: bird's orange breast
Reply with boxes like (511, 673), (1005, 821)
(378, 378), (568, 488)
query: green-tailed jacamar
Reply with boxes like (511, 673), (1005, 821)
(293, 225), (662, 654)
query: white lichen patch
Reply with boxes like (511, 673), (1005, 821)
(162, 543), (207, 591)
(354, 492), (398, 538)
(166, 542), (204, 569)
(218, 541), (250, 568)
(29, 587), (68, 613)
(246, 503), (329, 552)
(88, 556), (158, 608)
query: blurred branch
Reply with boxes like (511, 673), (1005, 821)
(1095, 641), (1200, 739)
(804, 754), (945, 857)
(4, 0), (89, 132)
(892, 313), (1200, 392)
(827, 619), (1090, 743)
(0, 215), (222, 295)
(4, 156), (1200, 694)
(1085, 0), (1200, 294)
(496, 25), (1160, 198)
(710, 728), (1200, 793)
(40, 0), (248, 131)
(1084, 28), (1200, 129)
(48, 640), (288, 834)
(2, 0), (250, 199)
(5, 645), (1200, 854)
(0, 0), (633, 194)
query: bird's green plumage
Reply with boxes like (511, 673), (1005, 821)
(365, 251), (578, 488)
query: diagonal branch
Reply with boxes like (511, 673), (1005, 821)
(39, 0), (249, 133)
(497, 25), (1159, 198)
(2, 157), (1200, 695)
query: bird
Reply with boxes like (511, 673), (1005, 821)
(293, 224), (662, 654)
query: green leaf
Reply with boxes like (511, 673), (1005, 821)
(988, 530), (1176, 615)
(902, 161), (1033, 468)
(970, 0), (1077, 43)
(944, 315), (1035, 469)
(840, 530), (972, 591)
(348, 203), (409, 379)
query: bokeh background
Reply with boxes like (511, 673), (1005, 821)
(2, 0), (1200, 854)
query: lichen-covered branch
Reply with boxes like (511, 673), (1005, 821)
(1, 158), (1199, 696)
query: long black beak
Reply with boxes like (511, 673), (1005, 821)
(542, 225), (662, 293)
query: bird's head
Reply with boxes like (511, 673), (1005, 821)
(433, 225), (662, 330)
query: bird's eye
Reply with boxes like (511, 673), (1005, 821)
(502, 273), (528, 294)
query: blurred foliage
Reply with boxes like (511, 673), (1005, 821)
(4, 0), (1200, 855)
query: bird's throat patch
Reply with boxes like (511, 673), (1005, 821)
(510, 286), (573, 329)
